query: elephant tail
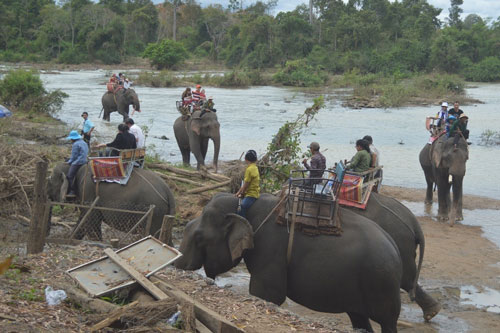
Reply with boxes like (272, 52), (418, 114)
(412, 220), (425, 301)
(99, 107), (104, 119)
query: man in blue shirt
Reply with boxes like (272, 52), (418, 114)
(81, 112), (95, 147)
(66, 130), (88, 196)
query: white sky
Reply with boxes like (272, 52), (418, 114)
(161, 1), (500, 22)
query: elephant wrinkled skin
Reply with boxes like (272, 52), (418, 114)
(175, 193), (402, 333)
(173, 111), (220, 172)
(419, 134), (468, 221)
(101, 88), (141, 122)
(48, 162), (175, 239)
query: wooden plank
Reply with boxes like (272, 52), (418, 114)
(286, 187), (300, 264)
(187, 180), (231, 194)
(150, 276), (244, 333)
(27, 161), (49, 254)
(103, 249), (168, 301)
(49, 201), (147, 215)
(196, 319), (212, 333)
(90, 301), (139, 332)
(159, 215), (175, 245)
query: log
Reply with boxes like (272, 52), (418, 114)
(186, 180), (231, 194)
(150, 276), (244, 333)
(104, 248), (169, 301)
(148, 163), (230, 182)
(0, 313), (16, 321)
(57, 282), (118, 314)
(27, 161), (49, 254)
(159, 215), (175, 245)
(155, 171), (205, 187)
(90, 301), (139, 332)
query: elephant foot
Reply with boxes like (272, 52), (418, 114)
(423, 302), (442, 322)
(456, 215), (464, 221)
(424, 200), (432, 205)
(437, 215), (449, 222)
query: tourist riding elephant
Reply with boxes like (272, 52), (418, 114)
(173, 110), (220, 172)
(351, 192), (441, 321)
(419, 134), (468, 221)
(175, 193), (402, 333)
(47, 162), (175, 239)
(101, 88), (141, 122)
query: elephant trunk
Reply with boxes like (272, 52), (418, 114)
(212, 133), (220, 173)
(133, 96), (141, 113)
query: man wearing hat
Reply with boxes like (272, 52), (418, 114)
(81, 112), (95, 147)
(66, 130), (89, 196)
(302, 142), (326, 185)
(449, 114), (469, 148)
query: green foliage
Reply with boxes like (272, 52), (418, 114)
(479, 129), (500, 146)
(143, 39), (189, 69)
(0, 69), (68, 115)
(136, 71), (179, 87)
(58, 46), (88, 64)
(17, 288), (44, 302)
(260, 96), (324, 192)
(463, 57), (500, 82)
(273, 60), (328, 87)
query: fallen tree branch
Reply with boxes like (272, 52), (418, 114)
(186, 180), (231, 194)
(56, 282), (119, 314)
(154, 171), (205, 187)
(148, 163), (230, 182)
(9, 171), (31, 216)
(90, 301), (139, 332)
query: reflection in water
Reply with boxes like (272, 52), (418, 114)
(402, 201), (500, 249)
(39, 72), (500, 199)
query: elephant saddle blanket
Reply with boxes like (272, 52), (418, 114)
(89, 158), (134, 185)
(337, 174), (372, 210)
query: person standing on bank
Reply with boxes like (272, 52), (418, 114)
(125, 118), (145, 148)
(66, 130), (89, 196)
(81, 112), (95, 147)
(235, 150), (260, 218)
(302, 141), (326, 185)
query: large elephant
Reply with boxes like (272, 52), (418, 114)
(101, 88), (141, 122)
(419, 134), (468, 221)
(173, 111), (220, 172)
(351, 192), (441, 321)
(48, 162), (175, 239)
(175, 193), (402, 333)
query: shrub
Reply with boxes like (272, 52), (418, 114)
(143, 39), (189, 69)
(464, 57), (500, 82)
(0, 69), (67, 115)
(213, 70), (251, 87)
(273, 59), (328, 87)
(135, 71), (179, 87)
(58, 47), (88, 64)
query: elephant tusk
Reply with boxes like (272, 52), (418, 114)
(448, 175), (453, 183)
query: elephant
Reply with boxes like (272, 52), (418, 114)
(419, 134), (468, 221)
(350, 192), (441, 321)
(175, 193), (403, 333)
(173, 110), (220, 172)
(47, 162), (175, 239)
(101, 88), (141, 122)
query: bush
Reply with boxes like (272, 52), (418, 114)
(273, 60), (328, 87)
(143, 39), (189, 70)
(415, 73), (464, 95)
(464, 57), (500, 82)
(58, 47), (88, 64)
(213, 71), (251, 87)
(0, 69), (67, 115)
(135, 71), (179, 87)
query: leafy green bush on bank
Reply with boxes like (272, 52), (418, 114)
(0, 69), (67, 115)
(273, 60), (328, 87)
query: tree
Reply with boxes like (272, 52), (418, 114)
(142, 38), (188, 69)
(448, 0), (463, 29)
(202, 5), (230, 60)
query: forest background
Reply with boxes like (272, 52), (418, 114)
(1, 0), (500, 84)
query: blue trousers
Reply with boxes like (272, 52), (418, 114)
(67, 164), (83, 194)
(238, 197), (257, 219)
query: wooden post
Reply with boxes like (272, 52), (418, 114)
(159, 215), (175, 245)
(286, 187), (300, 264)
(144, 204), (155, 236)
(27, 161), (49, 254)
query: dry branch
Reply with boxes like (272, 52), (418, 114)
(148, 163), (229, 182)
(154, 171), (204, 187)
(186, 180), (231, 194)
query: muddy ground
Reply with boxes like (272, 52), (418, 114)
(1, 117), (499, 332)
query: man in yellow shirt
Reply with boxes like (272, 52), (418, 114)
(235, 150), (260, 218)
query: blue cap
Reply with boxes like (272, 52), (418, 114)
(66, 130), (82, 140)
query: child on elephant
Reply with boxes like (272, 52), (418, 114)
(235, 150), (260, 218)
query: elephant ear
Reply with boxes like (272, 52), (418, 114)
(224, 213), (254, 261)
(60, 172), (68, 201)
(190, 118), (201, 136)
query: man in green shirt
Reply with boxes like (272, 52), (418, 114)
(235, 150), (260, 218)
(346, 139), (372, 173)
(449, 114), (469, 149)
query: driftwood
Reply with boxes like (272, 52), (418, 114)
(186, 180), (231, 194)
(150, 276), (244, 333)
(148, 163), (229, 182)
(90, 301), (139, 332)
(0, 313), (16, 321)
(154, 171), (204, 187)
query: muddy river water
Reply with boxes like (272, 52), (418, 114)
(39, 70), (500, 331)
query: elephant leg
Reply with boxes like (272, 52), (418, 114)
(423, 166), (434, 204)
(347, 312), (373, 332)
(415, 284), (441, 321)
(180, 147), (191, 166)
(200, 137), (209, 160)
(103, 109), (110, 121)
(452, 176), (464, 221)
(435, 169), (450, 220)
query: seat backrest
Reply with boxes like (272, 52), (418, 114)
(335, 161), (345, 183)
